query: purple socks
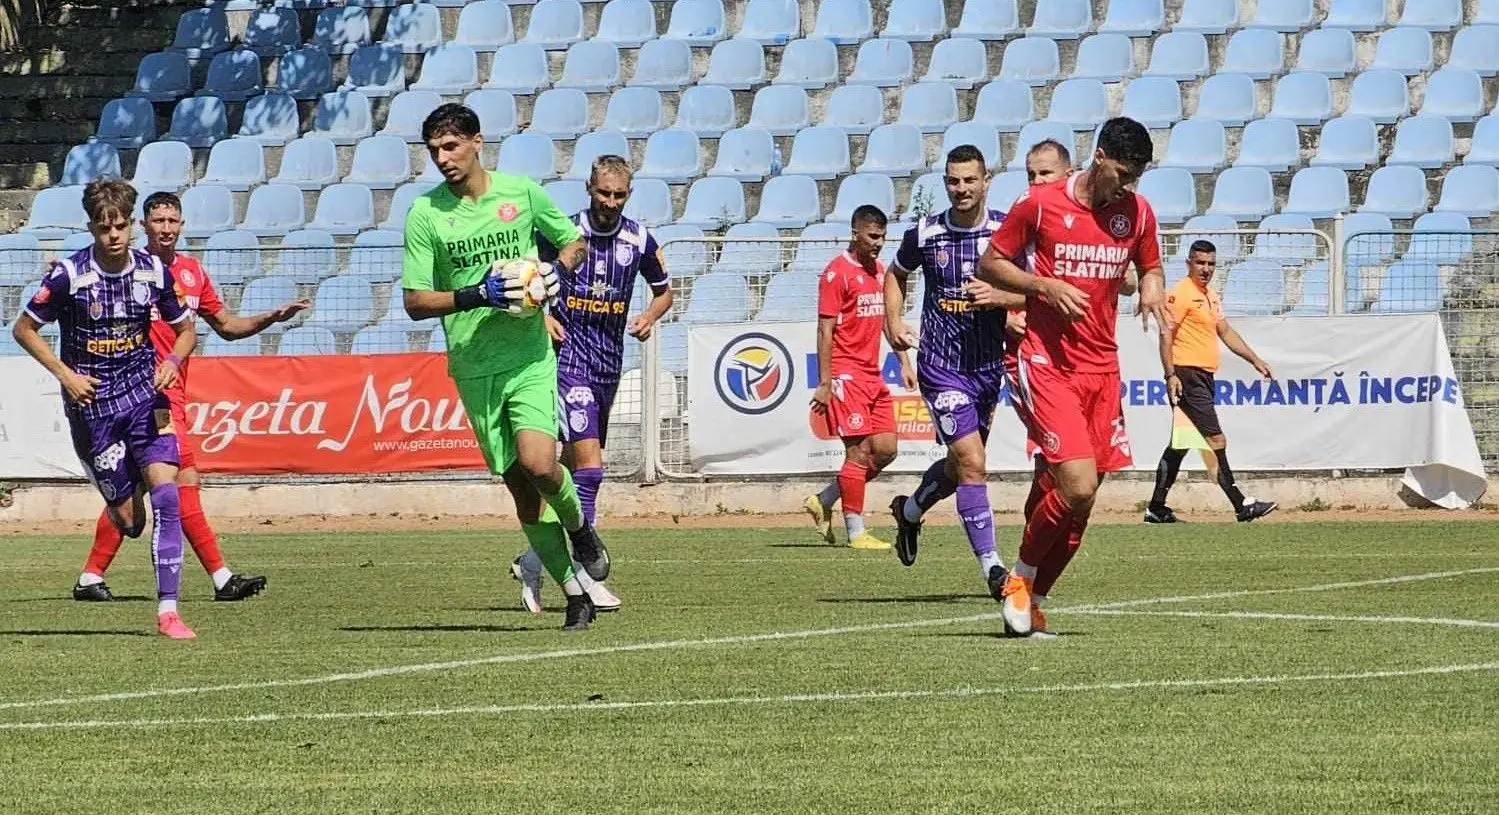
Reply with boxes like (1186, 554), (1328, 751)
(149, 483), (183, 602)
(955, 483), (996, 559)
(573, 467), (604, 527)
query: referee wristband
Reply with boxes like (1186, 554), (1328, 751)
(453, 285), (487, 312)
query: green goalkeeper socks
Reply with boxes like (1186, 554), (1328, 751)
(538, 466), (586, 532)
(521, 506), (578, 589)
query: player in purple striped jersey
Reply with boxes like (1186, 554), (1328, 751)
(883, 145), (1028, 599)
(11, 179), (198, 639)
(510, 155), (674, 614)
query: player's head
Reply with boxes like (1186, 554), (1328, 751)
(82, 178), (136, 262)
(1187, 239), (1217, 285)
(1026, 139), (1072, 186)
(1089, 117), (1154, 207)
(140, 191), (183, 256)
(421, 103), (484, 187)
(849, 204), (887, 265)
(942, 144), (990, 216)
(586, 154), (633, 231)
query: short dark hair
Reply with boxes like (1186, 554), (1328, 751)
(1095, 117), (1154, 170)
(945, 144), (987, 171)
(851, 204), (887, 228)
(82, 178), (136, 224)
(421, 103), (481, 142)
(142, 191), (181, 217)
(1029, 138), (1071, 165)
(1189, 239), (1217, 256)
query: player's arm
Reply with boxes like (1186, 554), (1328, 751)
(628, 244), (673, 340)
(401, 204), (497, 319)
(1120, 265), (1139, 296)
(1218, 318), (1273, 379)
(14, 268), (99, 404)
(811, 315), (835, 411)
(201, 301), (309, 341)
(153, 266), (196, 391)
(978, 196), (1089, 319)
(896, 347), (917, 390)
(1159, 314), (1181, 405)
(966, 250), (1026, 310)
(1130, 206), (1169, 331)
(884, 228), (918, 351)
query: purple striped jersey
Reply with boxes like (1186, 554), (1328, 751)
(541, 212), (668, 382)
(893, 208), (1009, 373)
(24, 247), (188, 420)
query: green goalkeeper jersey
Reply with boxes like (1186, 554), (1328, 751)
(402, 171), (583, 380)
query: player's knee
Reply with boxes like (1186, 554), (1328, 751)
(1206, 435), (1227, 450)
(1056, 470), (1099, 510)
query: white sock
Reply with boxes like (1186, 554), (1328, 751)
(979, 550), (1004, 576)
(817, 482), (840, 509)
(561, 577), (584, 596)
(78, 572), (104, 586)
(1013, 560), (1038, 580)
(902, 495), (923, 523)
(158, 599), (178, 615)
(210, 567), (233, 590)
(572, 560), (597, 589)
(844, 512), (865, 540)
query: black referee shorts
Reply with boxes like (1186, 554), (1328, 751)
(1176, 366), (1222, 438)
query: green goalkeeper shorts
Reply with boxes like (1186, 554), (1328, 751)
(455, 356), (559, 475)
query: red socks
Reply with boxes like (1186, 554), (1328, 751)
(82, 485), (225, 578)
(838, 460), (868, 516)
(1023, 466), (1054, 521)
(83, 510), (124, 577)
(1035, 513), (1088, 596)
(1019, 486), (1071, 571)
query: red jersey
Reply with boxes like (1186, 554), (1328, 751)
(989, 174), (1161, 374)
(149, 253), (226, 395)
(817, 251), (886, 380)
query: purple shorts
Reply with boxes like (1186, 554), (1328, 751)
(918, 364), (1007, 446)
(557, 374), (620, 448)
(67, 395), (179, 505)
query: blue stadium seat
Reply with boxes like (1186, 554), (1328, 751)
(655, 322), (688, 374)
(312, 6), (372, 55)
(348, 229), (404, 284)
(126, 52), (192, 102)
(683, 274), (750, 324)
(1220, 29), (1284, 80)
(638, 128), (702, 183)
(486, 44), (551, 94)
(1323, 0), (1385, 31)
(272, 136), (340, 190)
(678, 177), (746, 228)
(603, 87), (664, 137)
(1448, 26), (1499, 77)
(20, 187), (85, 239)
(847, 38), (911, 87)
(240, 183), (307, 237)
(426, 331), (447, 353)
(934, 122), (1001, 171)
(201, 230), (262, 285)
(59, 143), (119, 186)
(1045, 78), (1107, 130)
(198, 139), (265, 192)
(952, 0), (1018, 39)
(343, 135), (411, 190)
(709, 127), (774, 182)
(758, 272), (820, 321)
(1420, 68), (1485, 123)
(497, 133), (557, 180)
(1398, 0), (1460, 31)
(883, 0), (945, 41)
(1071, 33), (1136, 81)
(655, 224), (708, 277)
(543, 180), (588, 216)
(774, 38), (839, 89)
(1370, 27), (1432, 76)
(1137, 168), (1197, 224)
(1269, 72), (1333, 125)
(985, 170), (1028, 212)
(351, 325), (413, 354)
(622, 178), (674, 226)
(278, 326), (339, 355)
(453, 1), (515, 51)
(827, 173), (894, 223)
(748, 85), (810, 136)
(821, 84), (884, 134)
(785, 222), (843, 271)
(1406, 212), (1472, 265)
(701, 38), (766, 89)
(1206, 167), (1275, 220)
(271, 230), (337, 285)
(597, 0), (656, 47)
(676, 85), (737, 137)
(564, 130), (630, 181)
(1248, 0), (1313, 31)
(410, 44), (480, 95)
(1193, 73), (1257, 126)
(1480, 0), (1499, 23)
(1295, 28), (1356, 78)
(306, 276), (376, 333)
(557, 40), (621, 91)
(199, 331), (262, 357)
(274, 48), (334, 101)
(1220, 260), (1286, 315)
(1246, 214), (1317, 263)
(168, 8), (229, 62)
(1145, 32), (1210, 80)
(1281, 166), (1350, 218)
(308, 184), (375, 235)
(1174, 0), (1237, 34)
(1467, 115), (1499, 166)
(1386, 114), (1454, 169)
(1346, 69), (1409, 124)
(1170, 214), (1242, 264)
(1370, 262), (1441, 313)
(1434, 165), (1499, 218)
(244, 7), (299, 56)
(342, 43), (405, 97)
(898, 82), (959, 133)
(922, 37), (988, 89)
(666, 0), (728, 46)
(1310, 115), (1377, 170)
(1343, 212), (1396, 268)
(1161, 118), (1226, 173)
(94, 97), (155, 149)
(782, 125), (851, 180)
(752, 175), (821, 228)
(1121, 76), (1182, 128)
(528, 89), (590, 138)
(1233, 117), (1300, 171)
(1028, 0), (1091, 39)
(380, 91), (442, 143)
(1099, 0), (1163, 35)
(811, 0), (873, 44)
(999, 37), (1060, 86)
(738, 0), (798, 44)
(311, 91), (374, 145)
(711, 223), (781, 275)
(858, 124), (926, 176)
(1006, 121), (1074, 170)
(131, 141), (191, 193)
(383, 2), (442, 52)
(380, 182), (425, 230)
(465, 89), (519, 141)
(180, 185), (234, 238)
(196, 49), (262, 102)
(414, 153), (443, 185)
(165, 96), (229, 148)
(1358, 165), (1428, 219)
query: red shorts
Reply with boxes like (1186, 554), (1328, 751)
(824, 376), (895, 439)
(1013, 360), (1132, 472)
(166, 390), (199, 471)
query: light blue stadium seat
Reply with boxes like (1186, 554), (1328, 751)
(1220, 29), (1284, 80)
(921, 37), (987, 89)
(999, 37), (1060, 86)
(752, 174), (820, 228)
(126, 52), (192, 102)
(497, 133), (557, 180)
(1193, 73), (1257, 126)
(542, 180), (588, 216)
(858, 124), (926, 176)
(1234, 118), (1300, 171)
(342, 44), (405, 98)
(198, 139), (265, 192)
(1370, 27), (1432, 76)
(934, 122), (1001, 171)
(486, 43), (550, 94)
(272, 136), (340, 190)
(592, 0), (656, 47)
(1161, 117), (1226, 172)
(312, 6), (372, 55)
(655, 224), (707, 277)
(351, 325), (413, 354)
(1170, 214), (1242, 264)
(1467, 115), (1499, 166)
(384, 2), (442, 53)
(305, 276), (376, 333)
(60, 232), (94, 253)
(627, 38), (690, 91)
(1433, 165), (1499, 218)
(1248, 0), (1313, 31)
(1370, 262), (1441, 313)
(1398, 0), (1460, 31)
(811, 0), (872, 44)
(985, 170), (1028, 212)
(1406, 212), (1472, 265)
(411, 44), (480, 95)
(773, 37), (838, 89)
(1220, 260), (1286, 315)
(1099, 0), (1163, 35)
(1071, 33), (1135, 81)
(277, 326), (339, 355)
(1146, 32), (1210, 80)
(0, 234), (43, 286)
(1285, 261), (1331, 316)
(564, 130), (630, 181)
(1448, 26), (1499, 78)
(131, 141), (191, 193)
(1045, 78), (1107, 130)
(271, 229), (337, 284)
(709, 127), (775, 182)
(667, 0), (728, 46)
(244, 7), (299, 56)
(1480, 0), (1499, 23)
(343, 135), (411, 190)
(683, 272), (751, 323)
(59, 143), (120, 186)
(20, 187), (85, 239)
(311, 91), (374, 145)
(748, 85), (810, 136)
(821, 84), (884, 134)
(678, 177), (746, 229)
(380, 182), (426, 230)
(196, 49), (262, 102)
(1121, 76), (1182, 128)
(594, 89), (660, 138)
(180, 185), (234, 238)
(1282, 166), (1350, 218)
(165, 97), (228, 148)
(1358, 165), (1428, 219)
(1420, 68), (1485, 123)
(94, 97), (156, 149)
(1386, 114), (1454, 169)
(785, 222), (842, 271)
(453, 1), (514, 51)
(1269, 72), (1332, 125)
(273, 48), (334, 101)
(1323, 0), (1385, 31)
(676, 85), (737, 137)
(1295, 28), (1356, 78)
(953, 0), (1018, 39)
(168, 8), (229, 61)
(621, 178), (674, 226)
(781, 125), (851, 180)
(1310, 115), (1377, 170)
(380, 91), (442, 143)
(638, 128), (702, 182)
(557, 40), (621, 91)
(656, 322), (688, 374)
(307, 184), (375, 235)
(901, 171), (943, 219)
(347, 229), (404, 283)
(898, 82), (959, 133)
(1174, 0), (1237, 34)
(528, 89), (590, 138)
(883, 0), (944, 41)
(240, 183), (306, 237)
(1028, 0), (1090, 38)
(826, 173), (894, 223)
(1137, 168), (1196, 224)
(1343, 212), (1396, 269)
(738, 0), (798, 44)
(200, 331), (262, 357)
(710, 223), (780, 275)
(1006, 121), (1075, 170)
(1206, 167), (1275, 220)
(464, 89), (518, 141)
(1250, 213), (1317, 260)
(758, 271), (820, 321)
(426, 330), (447, 353)
(1345, 69), (1409, 124)
(846, 38), (911, 87)
(201, 230), (261, 285)
(237, 276), (298, 334)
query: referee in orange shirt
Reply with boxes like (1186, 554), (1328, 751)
(1146, 240), (1278, 523)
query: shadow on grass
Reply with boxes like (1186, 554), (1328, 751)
(6, 594), (154, 603)
(0, 629), (151, 637)
(817, 593), (990, 605)
(766, 543), (839, 549)
(338, 624), (545, 634)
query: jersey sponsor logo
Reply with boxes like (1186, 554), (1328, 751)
(564, 295), (627, 314)
(564, 386), (595, 406)
(445, 229), (527, 271)
(86, 331), (146, 355)
(1109, 213), (1132, 238)
(497, 203), (519, 222)
(714, 332), (794, 415)
(132, 281), (152, 306)
(1052, 243), (1132, 279)
(614, 244), (635, 266)
(93, 441), (127, 473)
(937, 297), (974, 314)
(931, 389), (971, 411)
(854, 291), (883, 318)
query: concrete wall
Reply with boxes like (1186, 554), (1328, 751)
(0, 0), (43, 52)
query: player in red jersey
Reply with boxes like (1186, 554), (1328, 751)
(72, 192), (308, 603)
(978, 117), (1170, 636)
(804, 205), (914, 549)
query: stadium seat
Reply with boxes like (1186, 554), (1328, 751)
(342, 43), (406, 98)
(1346, 69), (1410, 124)
(846, 38), (911, 87)
(1247, 0), (1313, 31)
(131, 141), (191, 193)
(452, 1), (514, 51)
(738, 0), (799, 44)
(1174, 0), (1237, 34)
(1099, 0), (1163, 35)
(1405, 212), (1473, 265)
(557, 40), (621, 92)
(1269, 72), (1333, 125)
(666, 0), (728, 46)
(1309, 115), (1378, 170)
(198, 331), (262, 357)
(1358, 165), (1429, 220)
(1170, 214), (1242, 264)
(94, 97), (156, 149)
(244, 7), (299, 56)
(20, 187), (85, 239)
(821, 84), (885, 134)
(497, 133), (557, 180)
(426, 331), (447, 353)
(1420, 69), (1485, 124)
(781, 126), (851, 180)
(999, 37), (1060, 86)
(1386, 115), (1454, 169)
(180, 185), (234, 239)
(602, 87), (663, 137)
(1206, 167), (1275, 220)
(198, 139), (265, 192)
(1467, 115), (1499, 166)
(748, 85), (810, 136)
(1160, 118), (1226, 173)
(811, 0), (873, 44)
(952, 0), (1019, 39)
(1220, 260), (1286, 315)
(271, 230), (337, 284)
(985, 170), (1028, 211)
(165, 96), (228, 148)
(1193, 73), (1257, 127)
(486, 44), (551, 94)
(307, 184), (375, 235)
(592, 0), (656, 47)
(1220, 29), (1285, 80)
(785, 221), (843, 271)
(347, 229), (404, 284)
(1233, 117), (1300, 171)
(1145, 32), (1210, 80)
(1343, 212), (1397, 269)
(379, 91), (442, 143)
(1045, 79), (1107, 130)
(898, 82), (959, 133)
(351, 325), (413, 354)
(683, 271), (752, 323)
(858, 124), (926, 176)
(1285, 260), (1330, 315)
(1071, 33), (1136, 81)
(1480, 0), (1499, 23)
(272, 136), (340, 190)
(709, 128), (775, 182)
(380, 182), (426, 231)
(710, 223), (780, 276)
(1295, 28), (1356, 78)
(543, 180), (588, 216)
(757, 272), (820, 321)
(934, 122), (1002, 171)
(236, 278), (298, 332)
(1245, 214), (1317, 264)
(1281, 166), (1350, 218)
(0, 233), (43, 286)
(883, 0), (945, 41)
(1433, 165), (1499, 218)
(273, 48), (334, 101)
(1137, 168), (1197, 224)
(196, 49), (262, 102)
(826, 173), (894, 223)
(655, 224), (707, 277)
(201, 230), (262, 285)
(460, 89), (517, 142)
(1398, 0), (1460, 31)
(564, 130), (630, 181)
(656, 322), (688, 374)
(240, 183), (307, 237)
(621, 178), (674, 226)
(312, 6), (372, 55)
(528, 89), (590, 139)
(305, 277), (376, 334)
(1006, 121), (1075, 171)
(167, 8), (229, 62)
(342, 135), (411, 190)
(311, 91), (374, 146)
(678, 177), (746, 229)
(901, 171), (944, 219)
(59, 143), (119, 187)
(410, 44), (480, 95)
(1323, 0), (1385, 31)
(1121, 76), (1182, 128)
(1370, 27), (1432, 76)
(234, 91), (299, 147)
(774, 38), (838, 89)
(1448, 26), (1499, 78)
(1369, 262), (1441, 313)
(922, 37), (988, 89)
(751, 175), (821, 228)
(676, 85), (737, 137)
(126, 52), (192, 102)
(60, 232), (94, 253)
(1028, 0), (1090, 38)
(383, 2), (442, 53)
(637, 129), (702, 183)
(277, 326), (339, 355)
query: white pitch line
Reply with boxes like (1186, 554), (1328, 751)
(0, 565), (1494, 714)
(1071, 609), (1499, 630)
(3, 661), (1495, 733)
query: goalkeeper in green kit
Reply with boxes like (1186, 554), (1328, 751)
(403, 103), (611, 631)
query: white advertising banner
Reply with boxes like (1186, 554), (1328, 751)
(687, 314), (1488, 508)
(0, 357), (87, 479)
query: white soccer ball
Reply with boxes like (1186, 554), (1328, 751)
(494, 257), (550, 316)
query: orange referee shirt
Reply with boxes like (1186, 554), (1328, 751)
(1167, 277), (1223, 372)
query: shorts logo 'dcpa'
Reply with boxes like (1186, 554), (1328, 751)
(714, 332), (795, 415)
(565, 386), (595, 406)
(1108, 214), (1132, 239)
(93, 441), (127, 473)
